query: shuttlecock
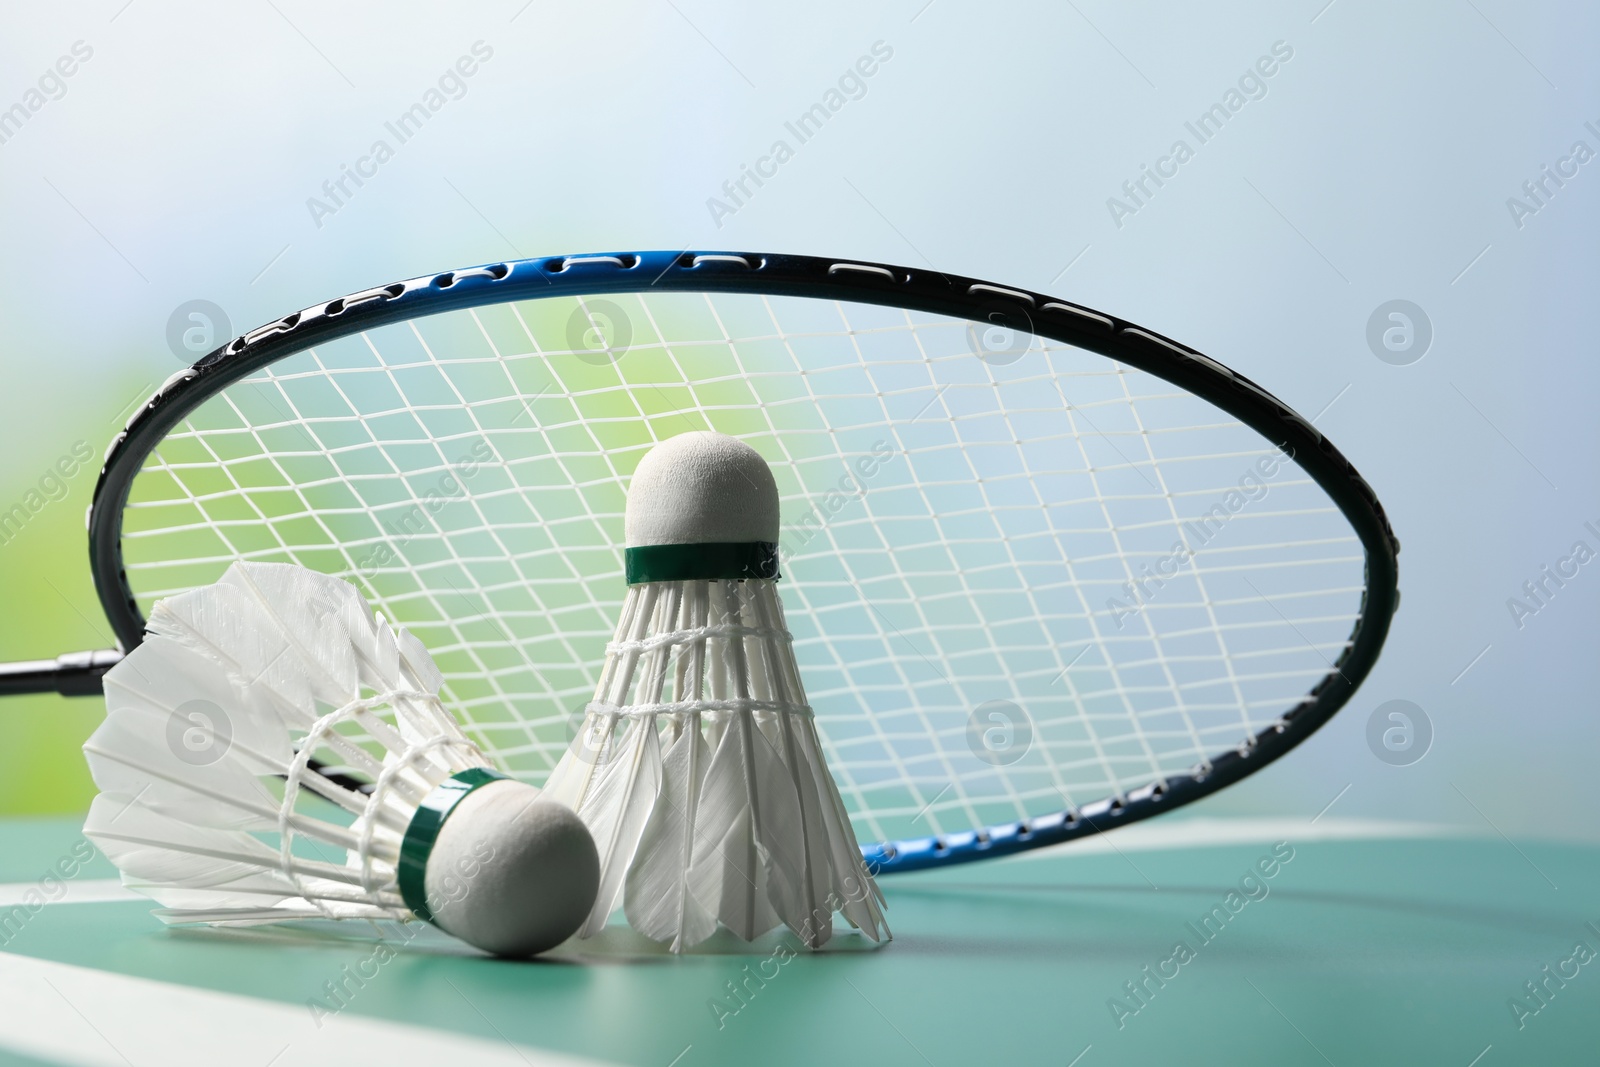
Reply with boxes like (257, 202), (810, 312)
(545, 431), (889, 951)
(83, 561), (600, 958)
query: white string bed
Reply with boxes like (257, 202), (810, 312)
(119, 291), (1364, 846)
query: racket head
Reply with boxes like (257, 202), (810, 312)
(90, 251), (1398, 872)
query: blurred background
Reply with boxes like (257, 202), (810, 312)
(0, 0), (1593, 840)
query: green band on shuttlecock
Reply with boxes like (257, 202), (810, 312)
(397, 767), (509, 925)
(624, 542), (779, 584)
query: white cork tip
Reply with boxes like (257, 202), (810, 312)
(425, 780), (600, 958)
(625, 432), (779, 547)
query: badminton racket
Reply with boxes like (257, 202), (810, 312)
(0, 250), (1398, 874)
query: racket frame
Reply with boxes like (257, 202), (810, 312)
(80, 250), (1398, 873)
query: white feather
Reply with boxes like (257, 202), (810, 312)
(754, 710), (834, 948)
(623, 716), (716, 950)
(690, 710), (781, 941)
(84, 561), (488, 928)
(556, 576), (889, 951)
(793, 717), (888, 937)
(573, 713), (660, 937)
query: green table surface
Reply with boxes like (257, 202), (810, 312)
(0, 814), (1595, 1066)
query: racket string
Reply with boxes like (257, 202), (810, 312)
(119, 290), (1367, 845)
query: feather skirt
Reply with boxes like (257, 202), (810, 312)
(83, 562), (486, 926)
(545, 578), (889, 951)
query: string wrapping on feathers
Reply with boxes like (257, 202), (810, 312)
(83, 561), (599, 957)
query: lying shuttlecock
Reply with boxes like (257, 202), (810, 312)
(83, 562), (599, 958)
(545, 431), (889, 951)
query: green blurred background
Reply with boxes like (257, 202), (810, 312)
(0, 421), (141, 812)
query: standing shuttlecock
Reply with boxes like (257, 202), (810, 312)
(544, 431), (889, 951)
(83, 561), (600, 958)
